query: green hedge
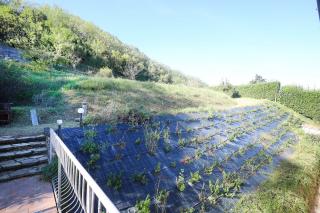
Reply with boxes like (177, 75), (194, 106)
(235, 82), (281, 101)
(279, 86), (320, 121)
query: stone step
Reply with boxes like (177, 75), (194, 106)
(0, 141), (46, 153)
(0, 155), (48, 172)
(0, 135), (46, 145)
(0, 147), (47, 161)
(0, 165), (46, 182)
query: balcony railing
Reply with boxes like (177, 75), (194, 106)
(49, 128), (119, 213)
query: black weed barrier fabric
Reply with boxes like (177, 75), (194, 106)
(59, 105), (298, 212)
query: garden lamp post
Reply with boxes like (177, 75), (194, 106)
(57, 119), (63, 136)
(78, 108), (84, 127)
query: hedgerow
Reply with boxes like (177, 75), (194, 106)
(235, 82), (281, 101)
(279, 86), (320, 121)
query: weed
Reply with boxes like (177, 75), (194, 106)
(106, 173), (122, 191)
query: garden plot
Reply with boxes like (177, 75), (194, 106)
(59, 105), (300, 212)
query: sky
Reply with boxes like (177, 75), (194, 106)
(32, 0), (320, 88)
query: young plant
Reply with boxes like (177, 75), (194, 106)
(144, 125), (161, 155)
(204, 161), (217, 175)
(181, 155), (193, 164)
(88, 153), (100, 168)
(135, 195), (151, 213)
(155, 189), (169, 209)
(176, 169), (186, 192)
(106, 173), (122, 191)
(81, 141), (99, 154)
(133, 171), (148, 185)
(188, 171), (201, 185)
(135, 138), (141, 145)
(178, 138), (186, 148)
(208, 179), (221, 205)
(154, 162), (161, 175)
(170, 161), (176, 168)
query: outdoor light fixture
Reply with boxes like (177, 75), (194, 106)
(57, 119), (63, 136)
(78, 107), (84, 127)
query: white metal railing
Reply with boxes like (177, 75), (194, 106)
(49, 128), (119, 213)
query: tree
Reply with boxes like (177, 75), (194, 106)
(250, 74), (266, 84)
(123, 59), (144, 80)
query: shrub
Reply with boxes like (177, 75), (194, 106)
(96, 67), (113, 77)
(279, 86), (320, 121)
(80, 141), (99, 154)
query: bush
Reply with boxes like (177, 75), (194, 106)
(231, 88), (241, 98)
(235, 82), (280, 101)
(279, 86), (320, 121)
(96, 67), (113, 78)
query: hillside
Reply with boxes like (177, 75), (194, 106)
(0, 1), (204, 86)
(0, 59), (237, 135)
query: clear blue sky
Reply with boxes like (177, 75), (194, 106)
(32, 0), (320, 88)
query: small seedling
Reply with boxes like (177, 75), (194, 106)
(178, 138), (186, 148)
(188, 171), (201, 184)
(176, 169), (186, 192)
(88, 153), (100, 168)
(144, 125), (161, 155)
(181, 155), (193, 164)
(133, 171), (148, 185)
(170, 161), (176, 168)
(154, 162), (161, 175)
(135, 138), (141, 145)
(106, 173), (122, 190)
(155, 189), (169, 207)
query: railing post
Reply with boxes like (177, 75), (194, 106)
(49, 137), (53, 163)
(58, 157), (62, 210)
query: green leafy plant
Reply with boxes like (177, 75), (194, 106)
(154, 162), (161, 175)
(178, 138), (186, 148)
(81, 141), (99, 154)
(208, 179), (221, 205)
(106, 173), (122, 191)
(84, 129), (97, 138)
(135, 138), (141, 145)
(41, 156), (58, 181)
(188, 171), (201, 185)
(144, 125), (161, 155)
(155, 189), (169, 209)
(170, 161), (177, 168)
(88, 153), (100, 168)
(176, 169), (186, 192)
(135, 195), (151, 213)
(133, 171), (148, 185)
